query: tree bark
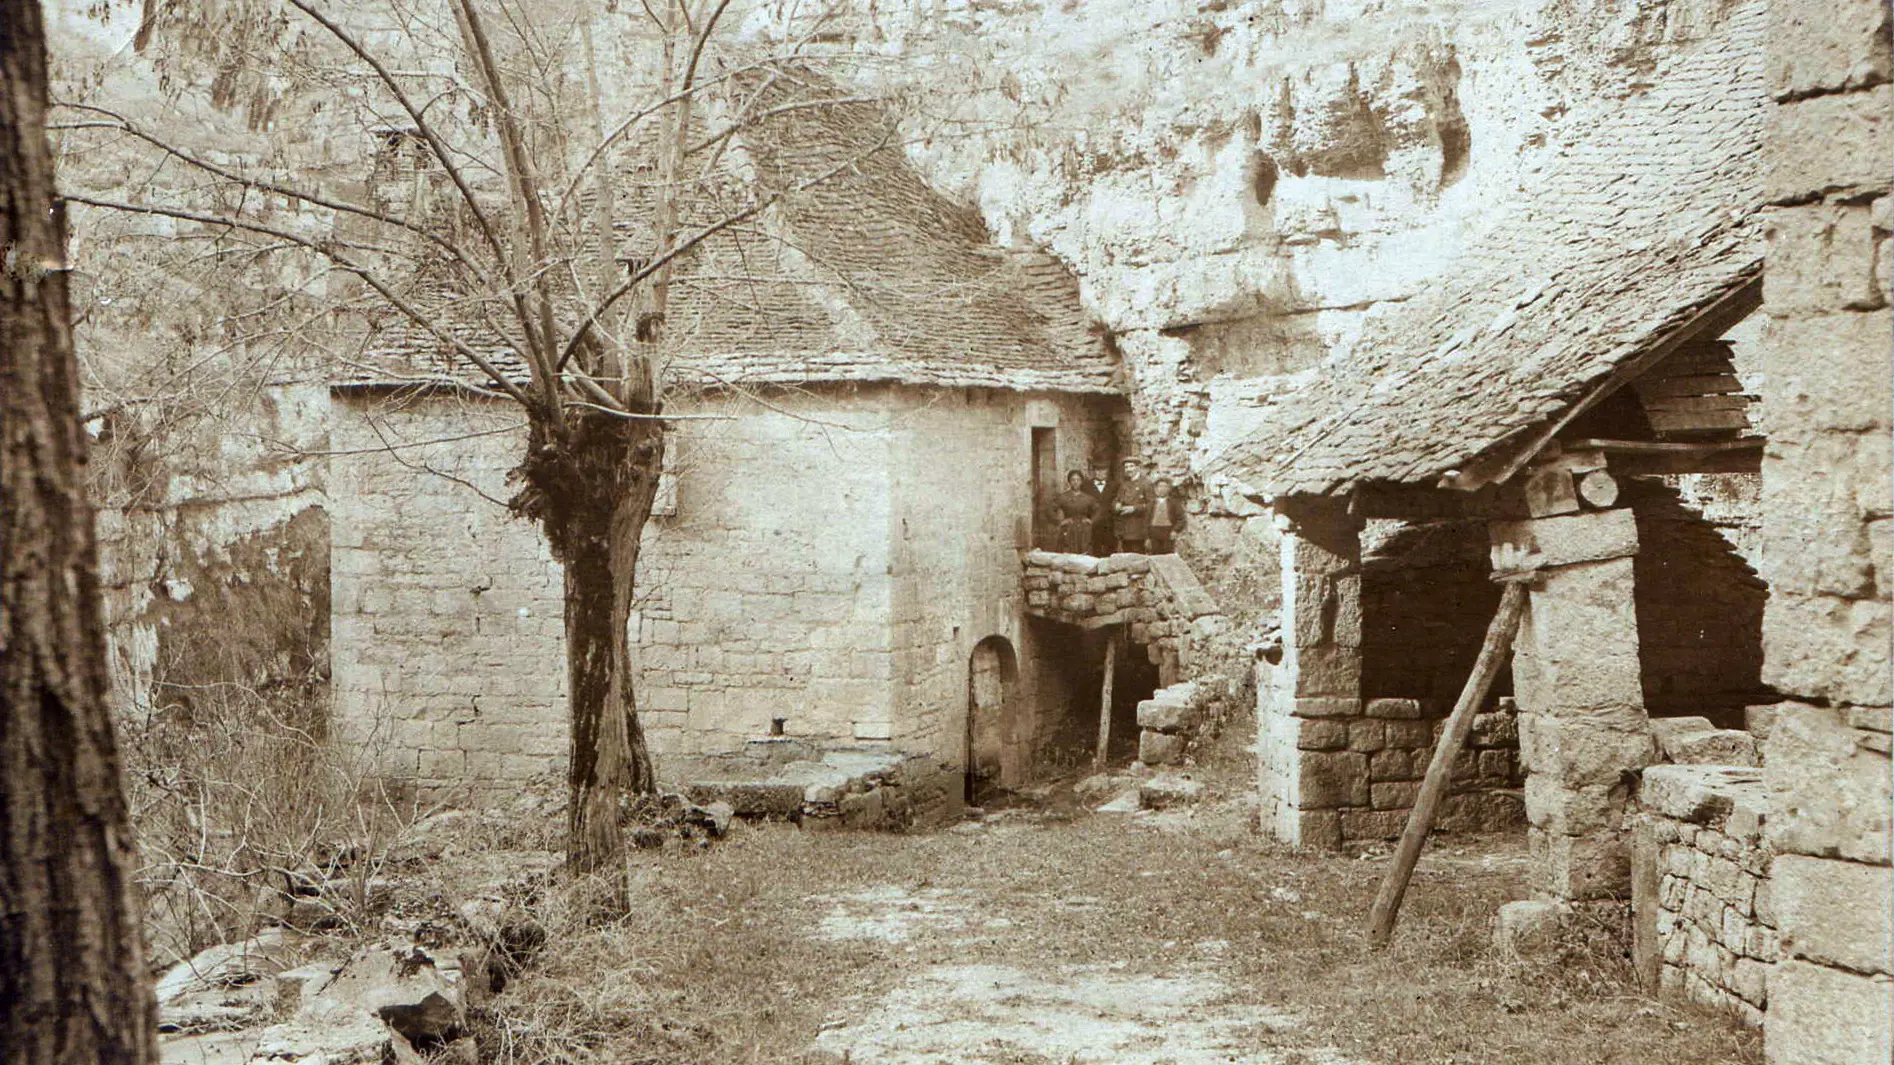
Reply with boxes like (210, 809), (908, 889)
(514, 411), (664, 872)
(2, 2), (161, 1062)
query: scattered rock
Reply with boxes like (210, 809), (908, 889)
(1095, 790), (1145, 814)
(158, 1030), (262, 1065)
(1140, 774), (1206, 809)
(1494, 899), (1568, 959)
(310, 940), (464, 1046)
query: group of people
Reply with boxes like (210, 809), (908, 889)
(1046, 457), (1186, 556)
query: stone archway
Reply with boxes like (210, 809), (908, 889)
(966, 636), (1018, 804)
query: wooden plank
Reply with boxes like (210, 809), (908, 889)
(1368, 581), (1531, 949)
(1562, 436), (1764, 476)
(1094, 635), (1117, 771)
(1649, 409), (1751, 432)
(1635, 373), (1745, 398)
(1443, 274), (1763, 492)
(1644, 394), (1751, 413)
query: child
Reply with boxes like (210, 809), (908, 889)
(1146, 478), (1186, 554)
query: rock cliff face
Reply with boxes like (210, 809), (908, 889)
(757, 0), (1752, 488)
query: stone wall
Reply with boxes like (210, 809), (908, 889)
(1633, 765), (1777, 1026)
(1360, 518), (1506, 702)
(330, 384), (1116, 790)
(93, 383), (331, 730)
(1751, 0), (1893, 1060)
(1019, 549), (1229, 679)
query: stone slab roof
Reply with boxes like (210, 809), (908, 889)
(1213, 0), (1767, 499)
(340, 68), (1118, 398)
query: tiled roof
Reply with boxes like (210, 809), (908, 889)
(1213, 0), (1767, 499)
(341, 68), (1118, 397)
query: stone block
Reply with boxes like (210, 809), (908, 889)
(1765, 213), (1889, 316)
(1136, 697), (1195, 733)
(1768, 0), (1893, 99)
(1640, 764), (1764, 824)
(1339, 808), (1406, 840)
(1286, 645), (1361, 698)
(1347, 719), (1387, 752)
(1365, 698), (1424, 719)
(1471, 711), (1517, 746)
(1370, 780), (1421, 810)
(1761, 592), (1892, 709)
(1521, 717), (1656, 788)
(1765, 86), (1894, 204)
(1438, 790), (1525, 833)
(1526, 777), (1628, 836)
(1731, 957), (1771, 1008)
(1139, 730), (1186, 766)
(1766, 960), (1894, 1065)
(1386, 719), (1434, 748)
(1533, 830), (1631, 901)
(1292, 697), (1360, 719)
(1292, 751), (1370, 809)
(1140, 774), (1206, 809)
(1295, 718), (1350, 751)
(1369, 749), (1414, 781)
(1285, 808), (1343, 850)
(1774, 855), (1894, 976)
(1764, 704), (1894, 864)
(1489, 509), (1639, 572)
(1494, 900), (1567, 959)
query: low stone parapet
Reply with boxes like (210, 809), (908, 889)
(1633, 763), (1775, 1026)
(1020, 550), (1229, 681)
(1135, 677), (1230, 767)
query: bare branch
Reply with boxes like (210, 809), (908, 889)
(63, 192), (536, 408)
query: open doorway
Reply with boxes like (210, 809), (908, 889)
(966, 636), (1018, 805)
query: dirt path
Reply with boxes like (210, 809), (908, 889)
(802, 807), (1348, 1064)
(487, 779), (1759, 1065)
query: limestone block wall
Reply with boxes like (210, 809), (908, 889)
(1633, 765), (1777, 1027)
(1360, 518), (1506, 701)
(329, 395), (568, 787)
(331, 384), (1118, 789)
(881, 391), (1116, 767)
(1751, 0), (1893, 1060)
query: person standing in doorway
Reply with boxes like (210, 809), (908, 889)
(1109, 457), (1154, 553)
(1086, 460), (1115, 555)
(1054, 470), (1100, 554)
(1146, 477), (1186, 554)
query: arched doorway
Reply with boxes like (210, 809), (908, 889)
(965, 636), (1018, 804)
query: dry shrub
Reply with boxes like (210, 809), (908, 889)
(123, 675), (420, 968)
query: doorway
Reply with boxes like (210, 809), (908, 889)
(1031, 427), (1058, 548)
(966, 636), (1018, 804)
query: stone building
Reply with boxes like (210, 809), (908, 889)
(327, 92), (1135, 795)
(1217, 0), (1891, 1058)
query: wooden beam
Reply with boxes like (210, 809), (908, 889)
(1094, 634), (1118, 771)
(1637, 373), (1746, 398)
(1444, 273), (1764, 493)
(1369, 580), (1531, 949)
(1648, 409), (1751, 433)
(1564, 436), (1764, 476)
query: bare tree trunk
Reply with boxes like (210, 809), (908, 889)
(1, 3), (161, 1062)
(515, 411), (665, 872)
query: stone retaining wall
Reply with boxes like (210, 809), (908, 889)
(1134, 676), (1232, 767)
(1634, 764), (1777, 1026)
(1020, 550), (1229, 683)
(1257, 683), (1526, 847)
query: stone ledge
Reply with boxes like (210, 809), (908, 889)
(1639, 764), (1767, 828)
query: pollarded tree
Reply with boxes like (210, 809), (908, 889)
(2, 1), (160, 1061)
(53, 0), (892, 871)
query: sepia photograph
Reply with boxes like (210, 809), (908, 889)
(3, 0), (1889, 1062)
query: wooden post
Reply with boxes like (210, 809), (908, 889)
(1095, 633), (1118, 771)
(1368, 579), (1531, 949)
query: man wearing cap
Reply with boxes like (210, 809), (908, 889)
(1108, 457), (1155, 553)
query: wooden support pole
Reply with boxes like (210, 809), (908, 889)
(1095, 632), (1118, 771)
(1368, 579), (1531, 949)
